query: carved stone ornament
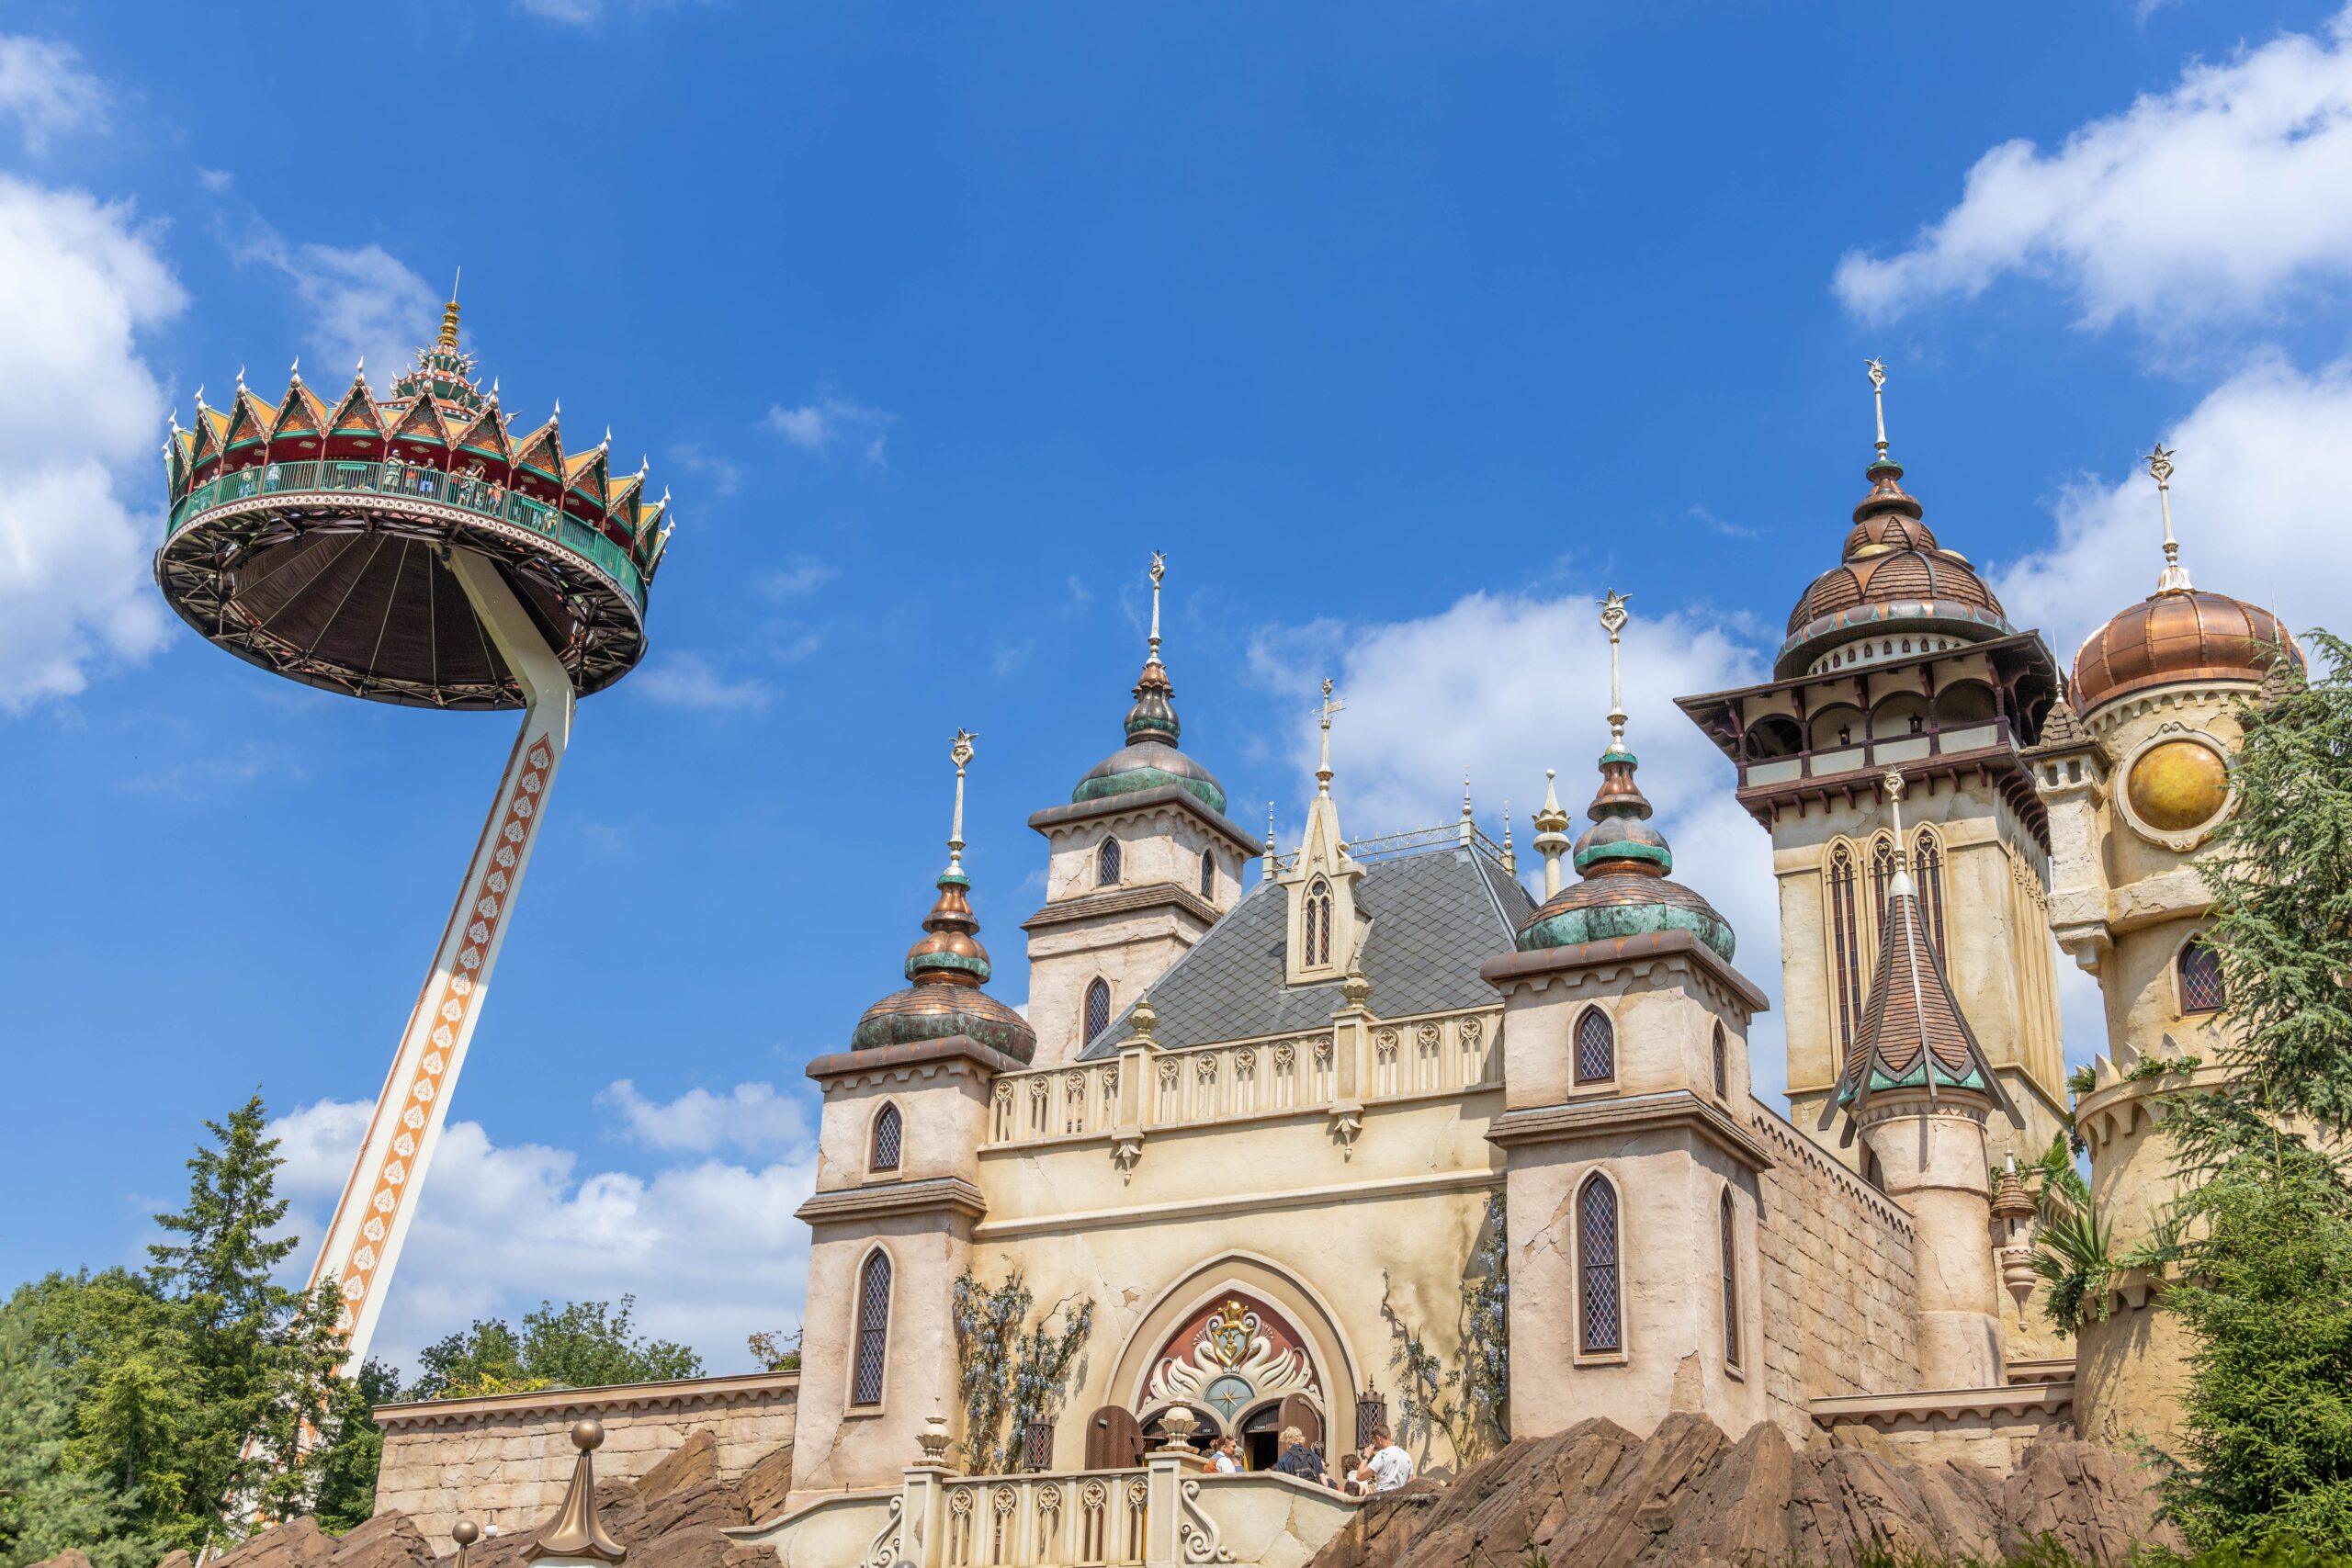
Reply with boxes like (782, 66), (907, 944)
(1145, 1298), (1318, 1422)
(1374, 1028), (1398, 1060)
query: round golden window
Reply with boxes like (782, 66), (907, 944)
(2126, 739), (2230, 834)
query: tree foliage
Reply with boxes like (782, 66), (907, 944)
(950, 1265), (1093, 1474)
(404, 1298), (701, 1401)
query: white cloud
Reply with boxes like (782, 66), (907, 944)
(519, 0), (605, 20)
(0, 36), (107, 153)
(1994, 351), (2352, 661)
(597, 1078), (815, 1156)
(1836, 7), (2352, 332)
(1249, 591), (1793, 1103)
(269, 241), (438, 378)
(761, 557), (838, 599)
(631, 650), (775, 713)
(195, 167), (233, 194)
(669, 441), (742, 498)
(268, 1096), (818, 1376)
(764, 391), (896, 466)
(0, 175), (182, 710)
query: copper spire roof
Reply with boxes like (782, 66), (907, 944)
(1822, 773), (2018, 1140)
(1070, 555), (1231, 816)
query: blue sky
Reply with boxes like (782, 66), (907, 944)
(8, 0), (2352, 1374)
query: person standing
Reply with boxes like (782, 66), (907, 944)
(1271, 1426), (1324, 1483)
(1363, 1428), (1413, 1493)
(1210, 1437), (1241, 1474)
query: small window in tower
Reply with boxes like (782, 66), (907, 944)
(870, 1103), (902, 1174)
(1306, 877), (1333, 966)
(1913, 828), (1947, 959)
(2179, 937), (2225, 1015)
(1098, 837), (1122, 886)
(1712, 1021), (1728, 1099)
(1200, 848), (1216, 897)
(851, 1249), (892, 1406)
(1827, 845), (1862, 1070)
(1575, 1006), (1615, 1085)
(1085, 977), (1113, 1044)
(1721, 1190), (1741, 1369)
(1577, 1173), (1622, 1355)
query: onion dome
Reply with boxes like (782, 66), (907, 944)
(1777, 454), (2013, 679)
(851, 730), (1036, 1062)
(1070, 556), (1229, 814)
(1517, 592), (1736, 960)
(1822, 773), (2016, 1134)
(2074, 590), (2301, 715)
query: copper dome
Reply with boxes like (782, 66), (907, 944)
(1776, 457), (2013, 679)
(2072, 588), (2301, 714)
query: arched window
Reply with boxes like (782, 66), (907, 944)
(1712, 1021), (1728, 1099)
(1200, 849), (1216, 897)
(2179, 936), (2225, 1015)
(851, 1250), (892, 1405)
(1305, 877), (1333, 966)
(1720, 1190), (1741, 1369)
(870, 1103), (902, 1174)
(1869, 833), (1899, 933)
(1912, 827), (1947, 958)
(1577, 1173), (1622, 1355)
(1826, 843), (1862, 1070)
(1575, 1006), (1614, 1085)
(1097, 837), (1122, 886)
(1084, 977), (1113, 1044)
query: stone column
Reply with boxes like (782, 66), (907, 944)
(1860, 1093), (2003, 1388)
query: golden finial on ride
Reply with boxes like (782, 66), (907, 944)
(2146, 442), (2192, 593)
(438, 267), (462, 351)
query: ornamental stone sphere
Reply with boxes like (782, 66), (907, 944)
(2127, 738), (2229, 834)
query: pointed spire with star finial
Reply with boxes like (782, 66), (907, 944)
(2146, 442), (2193, 593)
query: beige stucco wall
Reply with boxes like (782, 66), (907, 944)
(1747, 1106), (1920, 1442)
(373, 1373), (797, 1549)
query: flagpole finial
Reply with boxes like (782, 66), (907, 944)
(1147, 550), (1167, 664)
(945, 728), (978, 876)
(2146, 442), (2192, 592)
(1599, 590), (1632, 751)
(1315, 678), (1345, 796)
(1866, 356), (1890, 461)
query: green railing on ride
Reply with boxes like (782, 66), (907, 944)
(166, 459), (647, 610)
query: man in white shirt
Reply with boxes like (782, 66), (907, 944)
(1363, 1429), (1413, 1493)
(1210, 1437), (1241, 1474)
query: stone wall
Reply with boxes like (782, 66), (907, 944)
(1747, 1103), (1920, 1442)
(371, 1371), (797, 1549)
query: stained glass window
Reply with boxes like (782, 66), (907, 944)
(1200, 849), (1216, 897)
(1720, 1190), (1740, 1368)
(1085, 978), (1113, 1044)
(2180, 937), (2225, 1015)
(1578, 1175), (1621, 1354)
(870, 1104), (901, 1173)
(1306, 878), (1332, 966)
(1098, 837), (1122, 886)
(1576, 1007), (1614, 1085)
(1871, 834), (1899, 935)
(1712, 1021), (1728, 1099)
(852, 1251), (892, 1405)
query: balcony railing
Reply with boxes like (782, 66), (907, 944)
(985, 1007), (1501, 1148)
(166, 459), (647, 610)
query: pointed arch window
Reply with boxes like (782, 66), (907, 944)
(1200, 848), (1216, 898)
(1305, 877), (1333, 967)
(870, 1103), (902, 1174)
(1826, 844), (1862, 1070)
(1084, 977), (1113, 1044)
(1577, 1173), (1623, 1354)
(1575, 1006), (1615, 1085)
(1098, 837), (1122, 886)
(1869, 832), (1900, 934)
(2179, 936), (2225, 1015)
(1720, 1189), (1741, 1369)
(851, 1250), (892, 1406)
(1712, 1021), (1728, 1099)
(1912, 827), (1947, 959)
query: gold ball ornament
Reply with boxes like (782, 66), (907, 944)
(2127, 739), (2229, 834)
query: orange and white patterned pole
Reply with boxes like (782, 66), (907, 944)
(301, 552), (577, 1372)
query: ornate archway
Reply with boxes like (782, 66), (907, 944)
(1144, 1294), (1321, 1427)
(1107, 1255), (1360, 1433)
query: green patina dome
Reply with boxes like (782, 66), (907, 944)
(1517, 743), (1736, 963)
(850, 869), (1037, 1062)
(1070, 653), (1229, 814)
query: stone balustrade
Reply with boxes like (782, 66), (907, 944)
(985, 1008), (1501, 1149)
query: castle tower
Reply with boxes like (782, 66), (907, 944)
(2023, 445), (2302, 1447)
(790, 732), (1038, 1503)
(1484, 594), (1773, 1440)
(1678, 362), (2070, 1169)
(1823, 769), (2022, 1390)
(1023, 555), (1257, 1067)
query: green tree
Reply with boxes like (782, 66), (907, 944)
(0, 1302), (144, 1568)
(406, 1298), (701, 1401)
(2158, 632), (2352, 1551)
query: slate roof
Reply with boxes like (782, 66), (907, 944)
(1081, 843), (1537, 1057)
(1826, 882), (2017, 1131)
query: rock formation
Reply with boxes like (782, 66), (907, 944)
(1306, 1415), (2179, 1568)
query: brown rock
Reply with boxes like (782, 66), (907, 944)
(156, 1550), (193, 1568)
(633, 1478), (750, 1545)
(34, 1550), (94, 1568)
(1998, 1437), (2185, 1562)
(213, 1517), (334, 1568)
(636, 1430), (718, 1506)
(326, 1512), (433, 1568)
(741, 1440), (795, 1527)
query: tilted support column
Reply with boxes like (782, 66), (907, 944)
(303, 554), (577, 1370)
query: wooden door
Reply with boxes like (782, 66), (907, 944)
(1277, 1393), (1323, 1450)
(1084, 1404), (1144, 1471)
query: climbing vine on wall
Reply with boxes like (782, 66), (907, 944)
(1380, 1191), (1509, 1469)
(951, 1264), (1096, 1473)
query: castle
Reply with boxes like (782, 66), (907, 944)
(733, 399), (2298, 1566)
